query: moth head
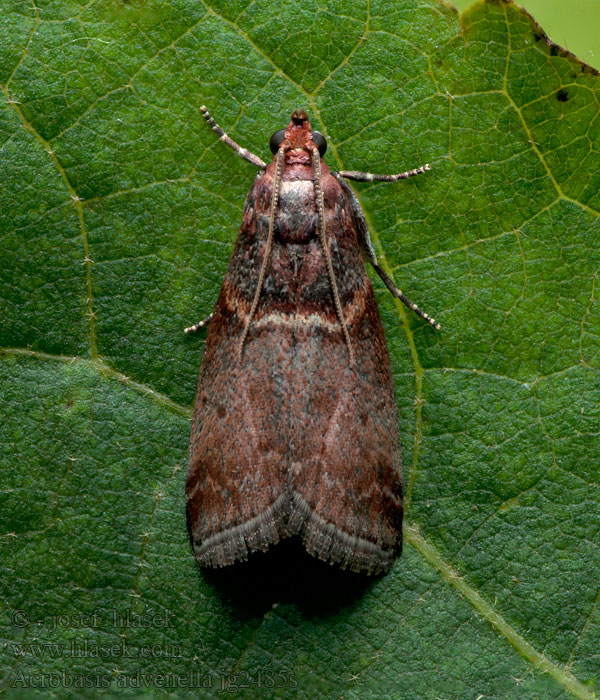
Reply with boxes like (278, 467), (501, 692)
(269, 110), (327, 158)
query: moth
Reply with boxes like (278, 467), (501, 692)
(186, 107), (438, 575)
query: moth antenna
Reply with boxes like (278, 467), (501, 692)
(201, 105), (267, 169)
(312, 148), (354, 363)
(238, 147), (285, 359)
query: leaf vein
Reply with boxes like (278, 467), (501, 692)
(406, 524), (596, 700)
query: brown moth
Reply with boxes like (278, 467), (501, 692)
(185, 107), (438, 575)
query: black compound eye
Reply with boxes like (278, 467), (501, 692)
(312, 131), (327, 156)
(269, 128), (286, 154)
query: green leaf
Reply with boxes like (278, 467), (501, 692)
(1, 0), (599, 698)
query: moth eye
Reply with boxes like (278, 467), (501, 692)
(269, 128), (286, 154)
(312, 131), (327, 157)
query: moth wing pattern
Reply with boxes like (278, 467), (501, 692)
(288, 173), (403, 574)
(186, 185), (293, 569)
(186, 323), (291, 568)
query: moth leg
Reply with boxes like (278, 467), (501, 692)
(201, 106), (266, 169)
(184, 312), (213, 335)
(337, 163), (430, 182)
(334, 172), (440, 330)
(365, 258), (440, 330)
